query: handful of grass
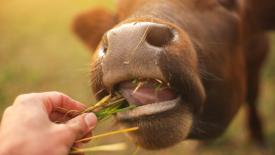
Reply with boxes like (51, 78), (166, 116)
(66, 93), (139, 154)
(82, 93), (135, 121)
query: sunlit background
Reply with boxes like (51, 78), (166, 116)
(0, 0), (274, 154)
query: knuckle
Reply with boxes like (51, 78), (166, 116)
(14, 93), (38, 106)
(68, 120), (88, 137)
(50, 91), (65, 97)
(14, 94), (30, 104)
(52, 125), (71, 141)
(49, 91), (68, 101)
(72, 124), (86, 136)
(55, 124), (70, 135)
(57, 123), (86, 141)
(14, 94), (28, 102)
(3, 106), (14, 116)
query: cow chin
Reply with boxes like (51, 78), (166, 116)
(115, 99), (193, 150)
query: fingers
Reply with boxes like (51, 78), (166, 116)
(57, 113), (97, 146)
(14, 92), (86, 114)
(50, 111), (73, 123)
(41, 92), (86, 114)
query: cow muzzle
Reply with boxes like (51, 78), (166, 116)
(92, 20), (205, 149)
(101, 22), (175, 89)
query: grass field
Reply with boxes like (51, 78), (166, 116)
(0, 1), (274, 154)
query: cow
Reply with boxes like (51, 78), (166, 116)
(73, 0), (275, 150)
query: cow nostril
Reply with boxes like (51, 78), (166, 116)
(146, 26), (174, 47)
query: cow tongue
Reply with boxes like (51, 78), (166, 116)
(118, 81), (177, 106)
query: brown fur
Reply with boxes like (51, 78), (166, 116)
(241, 0), (275, 34)
(73, 0), (275, 150)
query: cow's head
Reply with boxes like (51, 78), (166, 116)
(73, 0), (240, 150)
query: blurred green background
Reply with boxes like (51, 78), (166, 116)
(0, 0), (274, 154)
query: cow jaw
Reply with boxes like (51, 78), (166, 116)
(116, 97), (193, 150)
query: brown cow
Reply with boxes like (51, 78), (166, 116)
(73, 0), (275, 150)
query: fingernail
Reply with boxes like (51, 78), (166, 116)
(84, 113), (97, 130)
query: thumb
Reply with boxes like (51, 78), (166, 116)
(61, 113), (97, 143)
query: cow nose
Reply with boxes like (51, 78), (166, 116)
(101, 22), (175, 89)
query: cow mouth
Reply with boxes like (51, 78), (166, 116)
(114, 79), (180, 120)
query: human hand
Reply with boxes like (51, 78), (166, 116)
(0, 92), (97, 155)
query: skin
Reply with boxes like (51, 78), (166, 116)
(0, 92), (97, 155)
(73, 0), (275, 150)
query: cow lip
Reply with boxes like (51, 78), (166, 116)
(116, 97), (180, 120)
(113, 79), (179, 119)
